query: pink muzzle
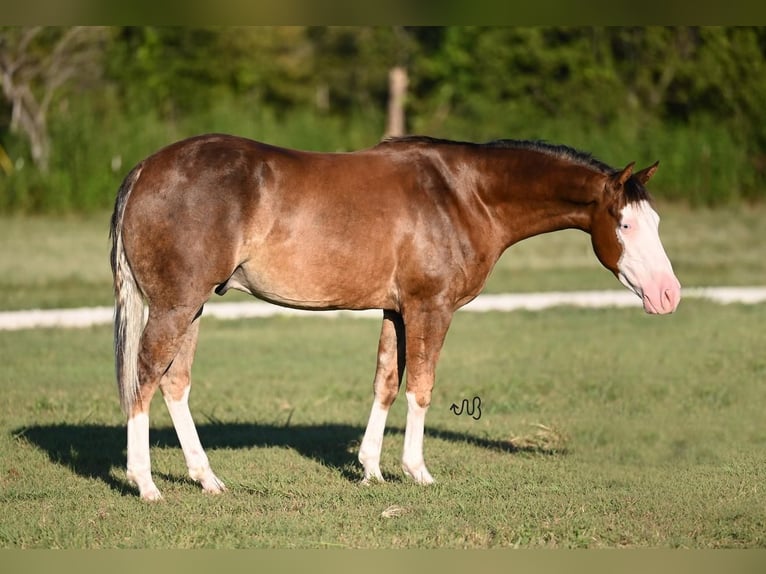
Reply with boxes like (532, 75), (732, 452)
(641, 273), (682, 315)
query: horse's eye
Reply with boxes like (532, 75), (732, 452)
(621, 223), (631, 230)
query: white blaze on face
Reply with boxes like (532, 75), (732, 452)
(616, 201), (681, 314)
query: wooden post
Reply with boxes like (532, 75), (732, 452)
(385, 66), (408, 138)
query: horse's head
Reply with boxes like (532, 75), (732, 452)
(590, 162), (681, 315)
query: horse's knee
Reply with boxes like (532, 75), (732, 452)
(405, 387), (432, 410)
(374, 373), (401, 407)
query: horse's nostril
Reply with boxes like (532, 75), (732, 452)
(663, 287), (678, 311)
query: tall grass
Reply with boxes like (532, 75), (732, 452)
(0, 94), (761, 214)
(0, 94), (385, 214)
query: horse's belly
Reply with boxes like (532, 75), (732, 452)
(226, 251), (397, 311)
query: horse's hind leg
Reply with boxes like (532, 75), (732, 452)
(127, 304), (205, 500)
(159, 311), (225, 494)
(358, 310), (405, 483)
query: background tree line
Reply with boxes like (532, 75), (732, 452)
(1, 26), (765, 212)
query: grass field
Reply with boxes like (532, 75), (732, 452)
(0, 203), (764, 549)
(0, 301), (765, 548)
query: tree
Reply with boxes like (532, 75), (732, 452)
(0, 26), (108, 173)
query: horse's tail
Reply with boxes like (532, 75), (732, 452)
(110, 164), (145, 416)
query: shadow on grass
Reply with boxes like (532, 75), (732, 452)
(11, 421), (560, 496)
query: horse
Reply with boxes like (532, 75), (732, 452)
(110, 134), (681, 500)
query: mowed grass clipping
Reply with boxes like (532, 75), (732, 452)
(1, 300), (764, 548)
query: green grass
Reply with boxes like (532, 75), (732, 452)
(1, 301), (765, 548)
(1, 203), (765, 311)
(0, 212), (113, 310)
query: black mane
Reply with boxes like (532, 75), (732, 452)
(380, 135), (652, 204)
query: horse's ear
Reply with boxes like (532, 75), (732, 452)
(635, 161), (659, 185)
(611, 162), (635, 188)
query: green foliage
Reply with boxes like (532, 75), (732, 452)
(0, 91), (384, 213)
(2, 26), (766, 213)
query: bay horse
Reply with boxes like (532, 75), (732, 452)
(110, 134), (681, 500)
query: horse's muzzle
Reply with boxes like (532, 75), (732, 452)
(641, 274), (681, 314)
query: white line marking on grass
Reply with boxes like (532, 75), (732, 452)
(1, 287), (765, 331)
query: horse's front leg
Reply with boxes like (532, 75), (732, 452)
(359, 310), (406, 484)
(400, 304), (453, 485)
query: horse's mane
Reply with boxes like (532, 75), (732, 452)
(379, 135), (652, 205)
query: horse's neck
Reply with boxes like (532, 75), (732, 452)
(477, 155), (603, 248)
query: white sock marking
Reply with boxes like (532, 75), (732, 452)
(401, 392), (434, 484)
(164, 387), (226, 494)
(359, 400), (389, 483)
(126, 412), (162, 500)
